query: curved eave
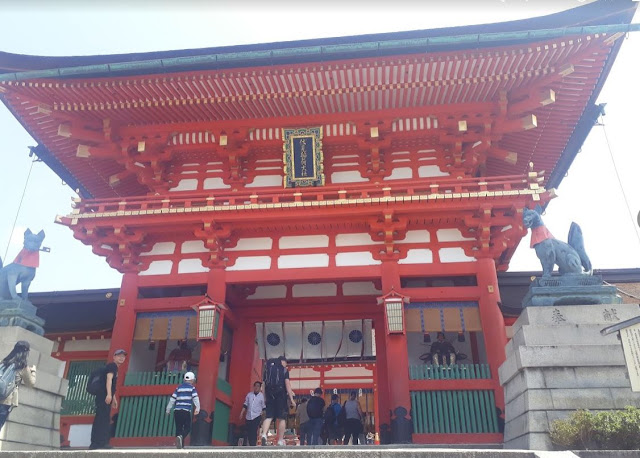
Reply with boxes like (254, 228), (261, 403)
(0, 0), (637, 79)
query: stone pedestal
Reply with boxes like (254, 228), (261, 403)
(499, 303), (640, 450)
(521, 275), (621, 308)
(0, 299), (45, 336)
(0, 326), (68, 451)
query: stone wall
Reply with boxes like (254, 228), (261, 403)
(499, 303), (640, 450)
(0, 326), (68, 451)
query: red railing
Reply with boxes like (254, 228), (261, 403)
(69, 174), (542, 217)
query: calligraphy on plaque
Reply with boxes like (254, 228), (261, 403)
(282, 127), (324, 188)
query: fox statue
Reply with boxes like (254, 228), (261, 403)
(0, 229), (45, 301)
(522, 207), (592, 277)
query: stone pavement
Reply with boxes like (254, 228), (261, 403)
(0, 448), (634, 457)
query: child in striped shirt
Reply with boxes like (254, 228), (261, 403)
(166, 371), (200, 449)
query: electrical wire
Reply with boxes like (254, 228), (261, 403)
(603, 280), (640, 301)
(2, 158), (36, 263)
(600, 121), (640, 248)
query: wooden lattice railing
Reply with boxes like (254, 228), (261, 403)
(409, 363), (492, 381)
(410, 388), (500, 434)
(65, 174), (543, 219)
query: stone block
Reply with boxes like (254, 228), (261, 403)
(36, 353), (66, 378)
(0, 326), (54, 354)
(18, 386), (62, 413)
(504, 432), (554, 450)
(545, 367), (630, 389)
(504, 369), (546, 404)
(0, 440), (53, 451)
(609, 388), (640, 408)
(517, 345), (625, 369)
(504, 410), (549, 442)
(506, 389), (554, 419)
(34, 370), (63, 396)
(549, 388), (614, 410)
(512, 324), (621, 348)
(511, 304), (639, 333)
(6, 403), (56, 430)
(1, 421), (58, 448)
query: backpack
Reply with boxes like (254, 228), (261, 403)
(306, 396), (324, 419)
(323, 402), (336, 425)
(337, 401), (347, 427)
(263, 358), (286, 393)
(0, 363), (17, 401)
(86, 365), (106, 396)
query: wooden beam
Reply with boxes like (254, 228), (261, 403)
(493, 114), (537, 134)
(58, 122), (105, 143)
(508, 89), (556, 116)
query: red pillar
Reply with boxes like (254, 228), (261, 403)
(227, 316), (257, 425)
(373, 318), (388, 441)
(476, 257), (507, 410)
(380, 260), (412, 443)
(198, 266), (226, 426)
(109, 273), (138, 407)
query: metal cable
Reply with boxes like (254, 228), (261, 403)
(600, 122), (640, 248)
(2, 158), (35, 262)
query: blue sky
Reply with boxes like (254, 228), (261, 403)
(1, 1), (638, 292)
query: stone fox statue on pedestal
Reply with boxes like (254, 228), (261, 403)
(0, 229), (45, 301)
(522, 207), (592, 277)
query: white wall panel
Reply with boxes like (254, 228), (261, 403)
(178, 259), (209, 273)
(335, 252), (380, 267)
(227, 256), (272, 271)
(182, 240), (208, 253)
(245, 175), (283, 188)
(248, 285), (287, 300)
(169, 179), (198, 191)
(140, 260), (172, 276)
(279, 235), (329, 249)
(436, 228), (475, 242)
(399, 249), (433, 264)
(335, 233), (378, 247)
(278, 254), (329, 269)
(226, 237), (273, 251)
(140, 242), (176, 256)
(203, 177), (231, 190)
(342, 282), (381, 296)
(439, 247), (476, 263)
(396, 230), (430, 244)
(292, 283), (337, 297)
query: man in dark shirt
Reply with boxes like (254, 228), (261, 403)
(430, 333), (456, 366)
(260, 357), (295, 446)
(90, 349), (127, 450)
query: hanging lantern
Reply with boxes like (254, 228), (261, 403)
(193, 296), (225, 341)
(377, 289), (410, 335)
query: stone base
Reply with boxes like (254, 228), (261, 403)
(521, 275), (621, 308)
(0, 327), (68, 451)
(499, 304), (640, 450)
(0, 299), (45, 336)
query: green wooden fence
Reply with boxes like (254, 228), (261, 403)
(212, 400), (230, 443)
(61, 360), (105, 416)
(410, 389), (499, 434)
(124, 370), (199, 386)
(115, 395), (178, 438)
(409, 363), (491, 380)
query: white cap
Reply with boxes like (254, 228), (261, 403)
(184, 371), (196, 381)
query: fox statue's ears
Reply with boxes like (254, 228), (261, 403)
(24, 228), (45, 239)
